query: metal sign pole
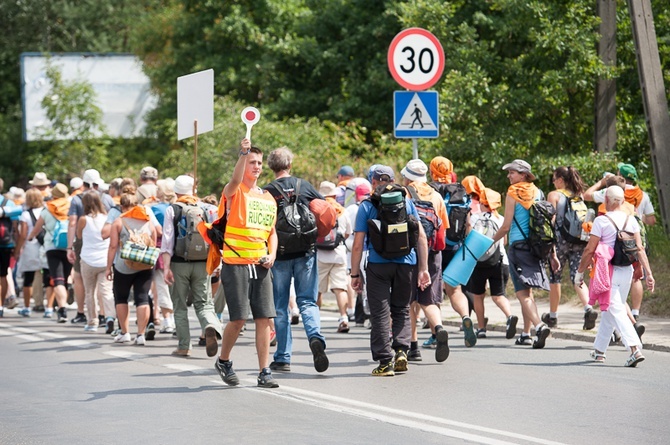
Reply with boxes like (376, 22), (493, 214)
(412, 138), (418, 160)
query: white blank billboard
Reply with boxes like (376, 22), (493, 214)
(21, 53), (157, 141)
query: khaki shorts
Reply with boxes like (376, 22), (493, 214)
(317, 260), (348, 294)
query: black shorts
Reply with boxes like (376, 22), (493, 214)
(411, 251), (443, 306)
(468, 261), (507, 296)
(113, 267), (152, 307)
(220, 263), (275, 321)
(0, 248), (13, 277)
(46, 249), (72, 287)
(23, 269), (51, 288)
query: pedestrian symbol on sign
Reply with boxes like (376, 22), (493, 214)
(394, 91), (438, 138)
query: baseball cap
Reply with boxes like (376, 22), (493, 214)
(70, 177), (83, 189)
(401, 159), (428, 182)
(355, 183), (371, 200)
(502, 159), (536, 181)
(140, 166), (158, 180)
(617, 163), (638, 181)
(82, 169), (102, 185)
(337, 165), (355, 177)
(371, 165), (395, 182)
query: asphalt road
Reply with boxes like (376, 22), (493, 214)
(1, 311), (668, 445)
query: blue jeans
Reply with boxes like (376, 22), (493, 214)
(272, 253), (326, 364)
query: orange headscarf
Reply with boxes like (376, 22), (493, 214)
(624, 186), (643, 209)
(120, 205), (150, 221)
(507, 182), (538, 210)
(46, 197), (70, 220)
(462, 175), (485, 199)
(430, 156), (454, 184)
(481, 187), (502, 217)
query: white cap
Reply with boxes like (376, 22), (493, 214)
(70, 177), (83, 189)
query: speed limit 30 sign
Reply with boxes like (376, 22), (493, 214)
(387, 28), (445, 91)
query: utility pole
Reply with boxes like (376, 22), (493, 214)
(595, 0), (617, 153)
(628, 0), (670, 234)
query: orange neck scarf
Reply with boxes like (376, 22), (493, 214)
(120, 205), (150, 221)
(624, 186), (643, 209)
(176, 195), (199, 206)
(46, 198), (70, 220)
(507, 182), (538, 210)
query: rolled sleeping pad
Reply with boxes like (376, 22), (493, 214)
(442, 229), (494, 287)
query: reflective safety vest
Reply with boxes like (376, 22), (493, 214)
(223, 183), (277, 265)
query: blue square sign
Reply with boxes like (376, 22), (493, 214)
(393, 91), (439, 138)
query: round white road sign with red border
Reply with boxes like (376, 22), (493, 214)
(388, 28), (445, 91)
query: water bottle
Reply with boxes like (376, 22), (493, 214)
(580, 208), (596, 241)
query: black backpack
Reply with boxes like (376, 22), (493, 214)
(270, 179), (318, 256)
(28, 208), (46, 245)
(431, 182), (471, 246)
(513, 200), (557, 260)
(0, 197), (15, 246)
(604, 214), (639, 266)
(366, 183), (420, 259)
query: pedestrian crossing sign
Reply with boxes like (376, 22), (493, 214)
(393, 91), (439, 138)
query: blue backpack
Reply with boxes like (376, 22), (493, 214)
(431, 182), (471, 246)
(52, 218), (69, 249)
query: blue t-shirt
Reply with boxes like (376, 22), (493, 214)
(354, 198), (419, 265)
(509, 189), (543, 244)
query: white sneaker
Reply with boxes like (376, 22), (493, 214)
(134, 334), (145, 346)
(5, 295), (18, 309)
(84, 325), (98, 332)
(114, 332), (131, 343)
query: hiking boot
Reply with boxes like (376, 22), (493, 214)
(541, 313), (557, 328)
(583, 308), (598, 330)
(70, 313), (87, 324)
(462, 316), (477, 347)
(269, 361), (291, 372)
(145, 323), (156, 341)
(422, 335), (437, 349)
(476, 329), (487, 339)
(407, 349), (423, 362)
(372, 361), (395, 376)
(634, 323), (645, 341)
(215, 359), (240, 386)
(532, 324), (551, 349)
(435, 328), (450, 363)
(309, 337), (329, 373)
(393, 350), (408, 372)
(204, 325), (219, 357)
(257, 368), (279, 388)
(506, 315), (519, 339)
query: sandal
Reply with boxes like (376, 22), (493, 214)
(624, 350), (645, 368)
(590, 350), (606, 363)
(515, 335), (533, 346)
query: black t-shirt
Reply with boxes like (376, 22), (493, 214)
(263, 176), (323, 260)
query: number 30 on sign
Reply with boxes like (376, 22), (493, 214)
(387, 28), (445, 91)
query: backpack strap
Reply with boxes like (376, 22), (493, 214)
(406, 185), (420, 202)
(269, 179), (295, 204)
(603, 213), (630, 233)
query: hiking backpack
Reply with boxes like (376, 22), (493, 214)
(270, 179), (318, 256)
(49, 215), (69, 250)
(366, 183), (419, 259)
(172, 202), (209, 261)
(315, 220), (344, 250)
(0, 197), (14, 246)
(604, 214), (639, 267)
(407, 185), (445, 252)
(431, 182), (471, 246)
(513, 200), (556, 260)
(472, 212), (501, 267)
(558, 192), (588, 245)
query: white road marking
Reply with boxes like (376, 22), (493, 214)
(16, 334), (42, 342)
(104, 350), (147, 360)
(164, 363), (211, 374)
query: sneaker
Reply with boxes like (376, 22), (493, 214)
(257, 368), (279, 388)
(372, 361), (395, 376)
(105, 317), (115, 335)
(57, 307), (68, 323)
(134, 334), (145, 346)
(269, 361), (291, 372)
(435, 328), (450, 363)
(532, 324), (550, 349)
(634, 322), (645, 341)
(309, 337), (329, 372)
(171, 348), (191, 357)
(198, 336), (207, 346)
(145, 323), (156, 341)
(84, 324), (98, 332)
(290, 312), (300, 325)
(506, 315), (519, 339)
(0, 307), (3, 317)
(43, 309), (53, 319)
(215, 359), (240, 386)
(269, 329), (277, 347)
(204, 325), (218, 357)
(583, 308), (598, 330)
(160, 325), (175, 334)
(5, 295), (18, 309)
(18, 307), (31, 317)
(421, 318), (430, 329)
(422, 335), (437, 349)
(476, 329), (487, 339)
(541, 313), (557, 328)
(462, 316), (477, 347)
(33, 305), (45, 312)
(98, 315), (106, 326)
(114, 332), (132, 343)
(515, 335), (533, 346)
(337, 320), (350, 333)
(111, 328), (122, 337)
(70, 313), (87, 324)
(393, 350), (408, 372)
(407, 349), (423, 362)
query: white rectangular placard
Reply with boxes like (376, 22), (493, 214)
(177, 69), (214, 140)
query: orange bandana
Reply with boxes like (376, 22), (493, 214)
(462, 175), (485, 199)
(429, 156), (454, 184)
(624, 186), (643, 209)
(46, 197), (70, 220)
(507, 182), (538, 210)
(120, 205), (150, 221)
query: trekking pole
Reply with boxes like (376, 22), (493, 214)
(193, 119), (198, 196)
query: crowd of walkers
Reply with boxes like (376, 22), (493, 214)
(0, 147), (657, 388)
